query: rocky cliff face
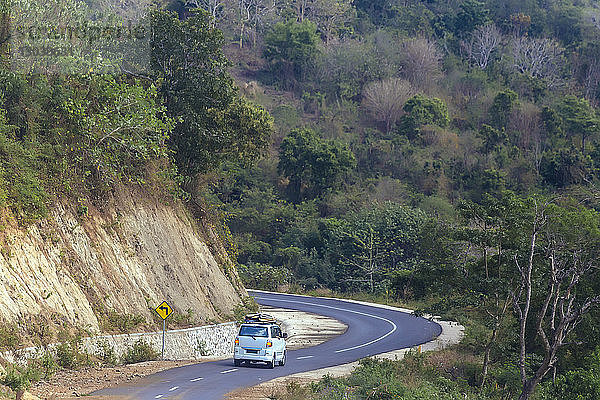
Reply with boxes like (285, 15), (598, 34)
(0, 188), (244, 334)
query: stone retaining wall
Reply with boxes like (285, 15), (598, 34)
(83, 322), (238, 361)
(3, 322), (238, 364)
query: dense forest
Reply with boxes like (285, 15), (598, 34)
(1, 0), (600, 398)
(200, 1), (600, 399)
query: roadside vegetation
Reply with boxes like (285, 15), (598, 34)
(269, 354), (497, 400)
(0, 335), (158, 397)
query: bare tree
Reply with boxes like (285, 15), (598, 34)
(511, 200), (600, 400)
(583, 58), (600, 104)
(461, 23), (502, 70)
(291, 0), (310, 22)
(400, 37), (442, 91)
(227, 0), (277, 48)
(362, 78), (415, 133)
(509, 103), (545, 172)
(510, 37), (565, 88)
(481, 293), (511, 387)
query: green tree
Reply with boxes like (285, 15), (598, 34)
(278, 128), (355, 202)
(0, 109), (47, 221)
(264, 20), (320, 88)
(238, 263), (291, 291)
(325, 203), (427, 293)
(352, 0), (391, 26)
(550, 5), (582, 47)
(489, 89), (518, 130)
(397, 95), (449, 140)
(540, 148), (595, 188)
(62, 76), (175, 187)
(150, 9), (272, 175)
(556, 96), (600, 154)
(308, 0), (355, 44)
(541, 106), (563, 140)
(457, 191), (526, 386)
(454, 0), (489, 37)
(477, 124), (507, 155)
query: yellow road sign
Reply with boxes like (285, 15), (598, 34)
(155, 301), (173, 320)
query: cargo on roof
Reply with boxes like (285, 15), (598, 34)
(244, 313), (277, 324)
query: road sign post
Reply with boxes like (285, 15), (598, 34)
(154, 301), (173, 360)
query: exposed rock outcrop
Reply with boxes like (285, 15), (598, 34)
(0, 187), (244, 334)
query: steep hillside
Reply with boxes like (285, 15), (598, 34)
(0, 187), (244, 335)
(0, 4), (272, 343)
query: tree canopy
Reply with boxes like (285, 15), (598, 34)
(278, 127), (355, 202)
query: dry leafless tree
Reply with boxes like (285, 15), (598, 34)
(462, 23), (502, 70)
(583, 58), (600, 104)
(362, 78), (415, 133)
(511, 200), (600, 400)
(510, 36), (565, 88)
(400, 37), (442, 91)
(224, 0), (276, 48)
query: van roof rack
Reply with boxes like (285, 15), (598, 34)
(243, 313), (276, 324)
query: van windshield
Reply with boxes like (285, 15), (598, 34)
(239, 326), (269, 337)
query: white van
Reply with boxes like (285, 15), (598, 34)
(233, 314), (287, 368)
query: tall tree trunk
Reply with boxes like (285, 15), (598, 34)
(484, 246), (489, 280)
(518, 226), (538, 386)
(481, 295), (509, 388)
(480, 327), (496, 387)
(518, 361), (550, 400)
(239, 22), (244, 48)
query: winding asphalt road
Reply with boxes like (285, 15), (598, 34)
(93, 291), (441, 399)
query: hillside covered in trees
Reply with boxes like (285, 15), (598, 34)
(1, 0), (600, 398)
(189, 0), (600, 399)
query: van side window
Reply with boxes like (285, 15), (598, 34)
(272, 326), (281, 338)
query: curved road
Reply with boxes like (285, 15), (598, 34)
(94, 291), (441, 399)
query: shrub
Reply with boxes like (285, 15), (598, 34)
(233, 296), (260, 322)
(31, 350), (59, 379)
(121, 339), (158, 365)
(95, 340), (118, 366)
(347, 358), (407, 399)
(0, 364), (40, 394)
(194, 339), (209, 356)
(0, 323), (21, 351)
(55, 339), (93, 370)
(170, 308), (197, 328)
(100, 311), (146, 334)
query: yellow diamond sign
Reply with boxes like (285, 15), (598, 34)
(155, 301), (173, 320)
